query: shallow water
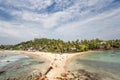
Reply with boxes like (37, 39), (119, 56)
(0, 52), (49, 80)
(67, 50), (120, 80)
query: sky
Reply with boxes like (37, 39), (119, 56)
(0, 0), (120, 45)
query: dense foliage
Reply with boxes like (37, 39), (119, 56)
(0, 38), (120, 53)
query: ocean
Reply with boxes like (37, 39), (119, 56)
(67, 50), (120, 80)
(0, 52), (49, 80)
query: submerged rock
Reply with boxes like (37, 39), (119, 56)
(7, 60), (10, 62)
(0, 70), (6, 75)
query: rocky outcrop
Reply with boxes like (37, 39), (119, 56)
(56, 69), (100, 80)
(1, 69), (100, 80)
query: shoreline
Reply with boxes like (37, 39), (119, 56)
(0, 50), (102, 80)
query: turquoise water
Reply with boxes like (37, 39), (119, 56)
(0, 52), (49, 80)
(67, 50), (120, 80)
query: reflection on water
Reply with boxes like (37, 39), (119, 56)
(0, 52), (48, 80)
(67, 50), (120, 80)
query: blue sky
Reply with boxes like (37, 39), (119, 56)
(0, 0), (120, 44)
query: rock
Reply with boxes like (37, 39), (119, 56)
(56, 77), (63, 80)
(67, 74), (74, 79)
(7, 60), (10, 62)
(59, 70), (100, 80)
(0, 70), (5, 75)
(61, 73), (67, 77)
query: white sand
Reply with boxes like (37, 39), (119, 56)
(0, 50), (95, 80)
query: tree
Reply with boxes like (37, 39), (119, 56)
(79, 45), (88, 52)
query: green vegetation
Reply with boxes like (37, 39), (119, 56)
(0, 38), (120, 53)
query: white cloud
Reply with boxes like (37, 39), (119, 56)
(9, 0), (116, 28)
(55, 7), (120, 40)
(11, 9), (73, 29)
(0, 0), (120, 44)
(0, 21), (41, 39)
(2, 0), (53, 11)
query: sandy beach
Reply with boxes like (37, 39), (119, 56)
(0, 50), (96, 80)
